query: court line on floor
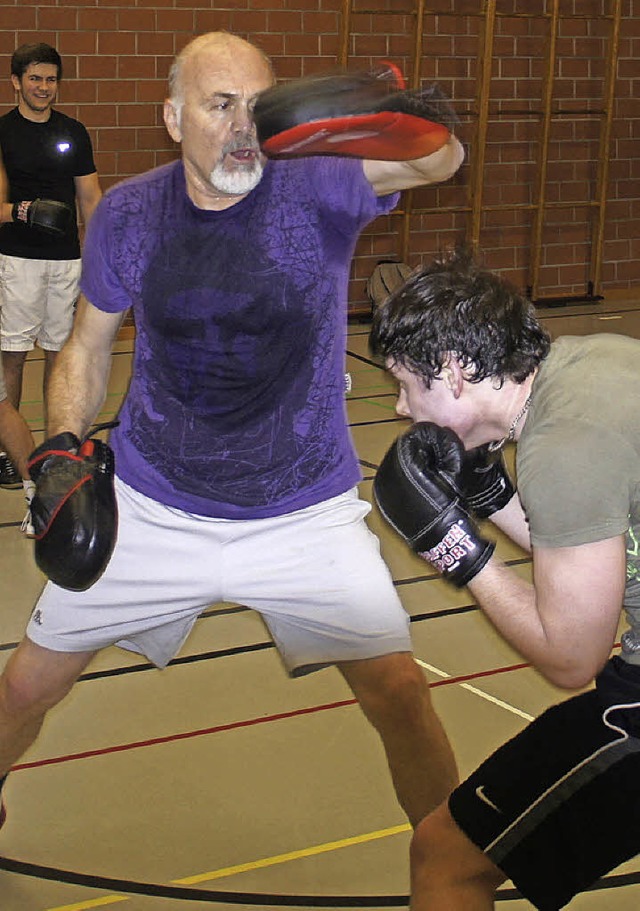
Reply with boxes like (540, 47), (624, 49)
(12, 661), (534, 773)
(3, 845), (638, 910)
(416, 659), (535, 721)
(55, 826), (415, 910)
(20, 646), (624, 773)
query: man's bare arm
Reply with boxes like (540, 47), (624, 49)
(47, 295), (126, 438)
(467, 536), (626, 689)
(487, 493), (532, 552)
(363, 134), (465, 196)
(74, 172), (102, 229)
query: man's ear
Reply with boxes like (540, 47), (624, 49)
(440, 355), (466, 399)
(10, 75), (21, 94)
(163, 99), (182, 143)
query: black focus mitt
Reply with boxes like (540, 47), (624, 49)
(12, 199), (74, 237)
(27, 426), (118, 591)
(254, 63), (456, 161)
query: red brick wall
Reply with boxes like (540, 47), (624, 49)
(1, 0), (637, 311)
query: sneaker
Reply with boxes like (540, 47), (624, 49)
(21, 480), (35, 537)
(0, 453), (21, 490)
(21, 509), (35, 537)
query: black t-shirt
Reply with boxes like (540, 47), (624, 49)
(0, 107), (97, 260)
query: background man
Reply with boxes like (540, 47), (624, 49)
(0, 384), (34, 506)
(0, 34), (465, 831)
(0, 42), (102, 488)
(370, 248), (640, 910)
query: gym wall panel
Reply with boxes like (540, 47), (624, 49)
(0, 0), (637, 313)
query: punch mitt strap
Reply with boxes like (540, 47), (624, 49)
(254, 65), (454, 161)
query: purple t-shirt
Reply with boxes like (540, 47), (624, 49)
(81, 157), (397, 518)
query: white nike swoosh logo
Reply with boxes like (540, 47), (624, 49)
(475, 785), (501, 813)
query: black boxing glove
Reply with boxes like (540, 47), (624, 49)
(27, 426), (118, 591)
(460, 444), (515, 519)
(12, 198), (73, 236)
(374, 422), (494, 588)
(254, 63), (456, 161)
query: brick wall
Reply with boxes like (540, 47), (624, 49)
(1, 0), (638, 312)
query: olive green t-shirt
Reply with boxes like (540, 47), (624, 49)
(517, 334), (640, 664)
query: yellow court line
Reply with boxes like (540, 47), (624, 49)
(47, 823), (411, 911)
(416, 658), (535, 722)
(174, 823), (410, 884)
(49, 899), (129, 911)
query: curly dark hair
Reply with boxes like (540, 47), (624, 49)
(11, 44), (62, 80)
(369, 248), (551, 386)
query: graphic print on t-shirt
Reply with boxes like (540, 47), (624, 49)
(126, 189), (344, 508)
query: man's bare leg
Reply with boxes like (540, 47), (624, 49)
(0, 399), (35, 479)
(1, 351), (27, 412)
(410, 802), (506, 910)
(338, 652), (458, 827)
(42, 349), (59, 426)
(0, 638), (97, 777)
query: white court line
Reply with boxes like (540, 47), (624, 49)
(416, 658), (535, 722)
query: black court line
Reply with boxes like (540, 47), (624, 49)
(75, 602), (479, 682)
(0, 604), (484, 675)
(68, 602), (504, 684)
(345, 350), (383, 369)
(347, 392), (396, 402)
(0, 557), (533, 662)
(0, 854), (636, 906)
(350, 417), (404, 427)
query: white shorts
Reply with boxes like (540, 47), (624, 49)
(0, 254), (81, 351)
(27, 479), (411, 674)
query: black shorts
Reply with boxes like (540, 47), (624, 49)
(448, 656), (640, 911)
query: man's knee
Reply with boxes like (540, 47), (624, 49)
(0, 640), (92, 718)
(341, 652), (433, 730)
(411, 802), (505, 892)
(1, 350), (28, 366)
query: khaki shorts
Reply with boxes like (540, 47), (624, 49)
(0, 253), (81, 351)
(27, 478), (412, 674)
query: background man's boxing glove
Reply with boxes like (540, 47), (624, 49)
(374, 422), (494, 588)
(254, 63), (457, 161)
(28, 429), (118, 591)
(12, 198), (73, 236)
(460, 444), (515, 519)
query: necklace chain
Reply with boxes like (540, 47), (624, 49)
(488, 394), (532, 452)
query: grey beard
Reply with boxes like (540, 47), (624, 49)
(210, 159), (264, 196)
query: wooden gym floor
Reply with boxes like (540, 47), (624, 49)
(0, 323), (638, 911)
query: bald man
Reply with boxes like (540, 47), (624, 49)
(0, 33), (465, 829)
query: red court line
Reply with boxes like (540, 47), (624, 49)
(14, 660), (535, 773)
(430, 662), (529, 686)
